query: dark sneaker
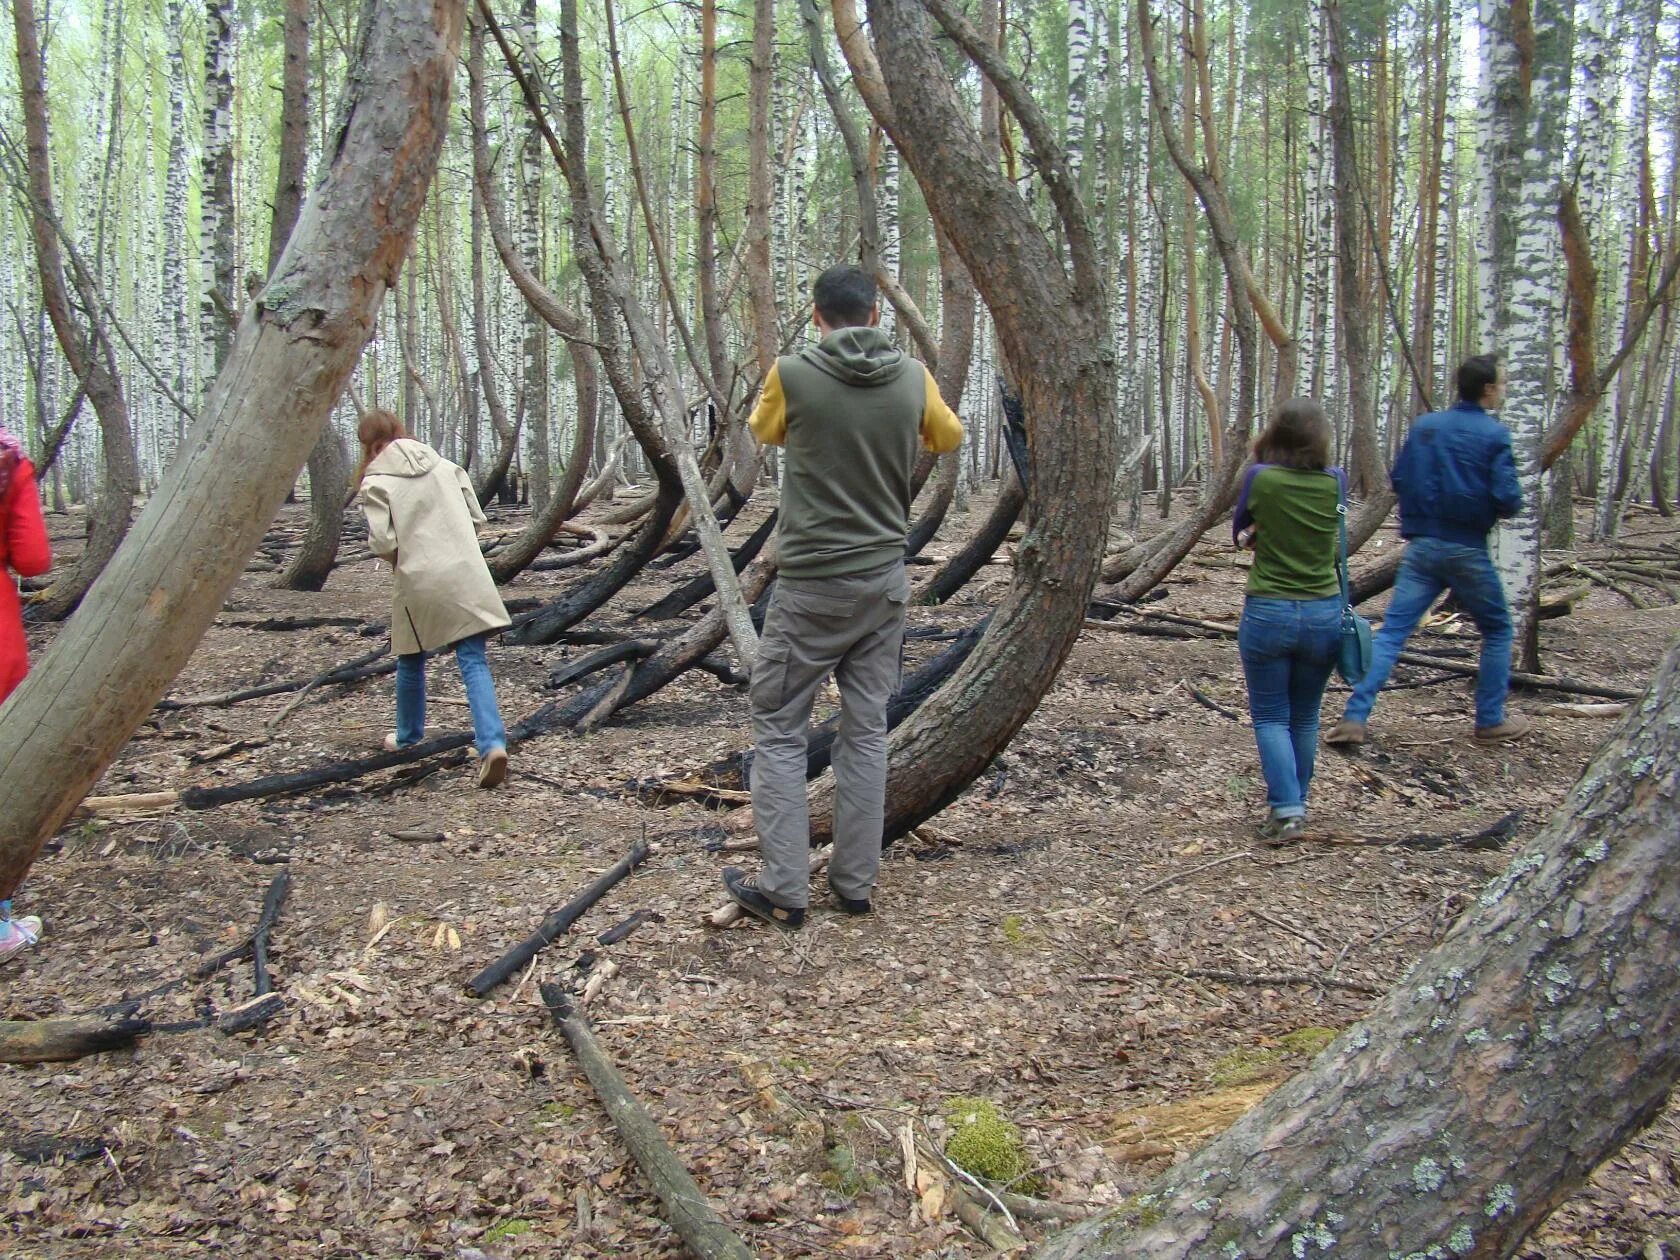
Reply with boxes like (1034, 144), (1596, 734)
(723, 867), (805, 929)
(1258, 816), (1306, 844)
(1474, 714), (1532, 744)
(829, 888), (873, 916)
(477, 746), (509, 789)
(1325, 719), (1367, 747)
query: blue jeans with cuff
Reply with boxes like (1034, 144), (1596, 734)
(396, 633), (506, 758)
(1342, 537), (1512, 729)
(1238, 595), (1342, 819)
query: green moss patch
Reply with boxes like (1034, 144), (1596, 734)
(942, 1096), (1041, 1192)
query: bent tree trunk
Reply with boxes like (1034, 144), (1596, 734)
(275, 424), (349, 590)
(1037, 639), (1680, 1258)
(817, 0), (1117, 843)
(0, 0), (466, 895)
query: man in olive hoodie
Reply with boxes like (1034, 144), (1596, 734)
(723, 265), (964, 928)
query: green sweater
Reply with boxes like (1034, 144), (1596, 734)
(1233, 464), (1342, 599)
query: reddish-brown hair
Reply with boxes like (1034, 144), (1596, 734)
(350, 408), (408, 495)
(1251, 398), (1331, 470)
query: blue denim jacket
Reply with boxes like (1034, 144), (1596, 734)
(1391, 401), (1522, 548)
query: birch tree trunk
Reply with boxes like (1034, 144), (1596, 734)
(1490, 0), (1574, 670)
(162, 0), (193, 456)
(0, 0), (466, 891)
(738, 0), (778, 495)
(201, 0), (239, 378)
(517, 0), (550, 512)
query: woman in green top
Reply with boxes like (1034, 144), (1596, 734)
(1231, 399), (1344, 841)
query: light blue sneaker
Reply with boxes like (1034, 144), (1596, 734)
(0, 914), (43, 963)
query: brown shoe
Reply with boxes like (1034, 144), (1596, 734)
(1474, 714), (1532, 744)
(477, 746), (509, 788)
(1325, 719), (1367, 747)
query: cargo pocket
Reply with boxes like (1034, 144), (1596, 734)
(750, 638), (792, 711)
(779, 588), (859, 620)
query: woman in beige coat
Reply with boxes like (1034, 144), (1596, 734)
(356, 410), (512, 788)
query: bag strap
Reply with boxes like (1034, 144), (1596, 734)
(1335, 471), (1351, 616)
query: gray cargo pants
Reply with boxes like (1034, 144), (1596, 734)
(749, 559), (910, 908)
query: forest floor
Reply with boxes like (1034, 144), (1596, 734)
(2, 488), (1678, 1259)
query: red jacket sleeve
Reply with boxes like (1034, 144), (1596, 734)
(4, 459), (52, 578)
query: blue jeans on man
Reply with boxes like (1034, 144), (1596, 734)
(1238, 595), (1341, 820)
(1343, 537), (1512, 729)
(395, 633), (506, 757)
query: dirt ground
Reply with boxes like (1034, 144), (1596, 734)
(2, 490), (1678, 1259)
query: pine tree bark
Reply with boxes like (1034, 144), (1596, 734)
(1037, 637), (1680, 1259)
(272, 0), (346, 593)
(0, 0), (467, 893)
(1323, 0), (1385, 496)
(811, 0), (1117, 843)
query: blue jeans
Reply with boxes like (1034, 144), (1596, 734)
(1342, 537), (1511, 728)
(396, 634), (506, 757)
(1239, 595), (1341, 819)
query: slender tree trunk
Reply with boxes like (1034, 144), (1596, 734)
(271, 0), (346, 592)
(1324, 0), (1384, 495)
(11, 0), (139, 621)
(0, 0), (466, 891)
(736, 0), (777, 496)
(201, 0), (239, 378)
(1489, 0), (1574, 669)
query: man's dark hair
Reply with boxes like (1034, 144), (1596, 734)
(1457, 353), (1501, 404)
(812, 265), (878, 328)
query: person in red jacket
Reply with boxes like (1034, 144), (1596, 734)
(0, 424), (51, 961)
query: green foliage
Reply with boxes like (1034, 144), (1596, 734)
(484, 1218), (532, 1241)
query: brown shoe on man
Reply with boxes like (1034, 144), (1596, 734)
(1324, 719), (1367, 747)
(1474, 714), (1532, 744)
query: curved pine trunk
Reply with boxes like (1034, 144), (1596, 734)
(804, 0), (1118, 846)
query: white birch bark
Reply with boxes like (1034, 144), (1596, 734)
(1301, 0), (1334, 396)
(1491, 0), (1574, 660)
(1065, 0), (1096, 188)
(200, 0), (238, 382)
(876, 137), (900, 338)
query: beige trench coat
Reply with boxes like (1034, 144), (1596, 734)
(360, 439), (511, 655)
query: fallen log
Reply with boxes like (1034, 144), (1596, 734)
(467, 840), (653, 997)
(157, 648), (395, 711)
(548, 639), (661, 689)
(0, 1015), (152, 1063)
(637, 509), (778, 622)
(1088, 605), (1640, 700)
(251, 870), (290, 997)
(506, 480), (681, 646)
(541, 982), (758, 1260)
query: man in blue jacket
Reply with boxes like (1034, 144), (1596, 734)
(1326, 354), (1531, 747)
